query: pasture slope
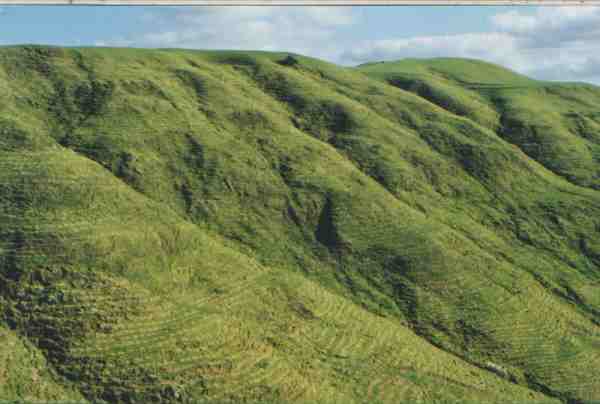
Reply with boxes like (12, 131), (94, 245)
(0, 46), (599, 404)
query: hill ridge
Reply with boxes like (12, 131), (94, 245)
(0, 45), (599, 404)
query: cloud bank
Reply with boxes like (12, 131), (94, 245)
(99, 6), (600, 84)
(342, 7), (600, 83)
(112, 7), (357, 62)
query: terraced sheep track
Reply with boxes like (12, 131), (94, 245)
(1, 47), (599, 404)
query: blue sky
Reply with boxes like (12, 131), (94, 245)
(1, 5), (600, 83)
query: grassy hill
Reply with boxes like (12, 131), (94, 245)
(0, 45), (599, 404)
(359, 58), (600, 189)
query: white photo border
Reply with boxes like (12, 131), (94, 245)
(0, 0), (599, 6)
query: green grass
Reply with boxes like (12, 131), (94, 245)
(0, 46), (599, 403)
(358, 57), (600, 190)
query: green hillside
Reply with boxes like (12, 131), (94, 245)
(359, 58), (600, 189)
(0, 45), (599, 404)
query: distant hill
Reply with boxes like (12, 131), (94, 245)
(0, 45), (599, 404)
(358, 57), (600, 190)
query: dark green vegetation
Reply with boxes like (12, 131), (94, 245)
(0, 46), (599, 404)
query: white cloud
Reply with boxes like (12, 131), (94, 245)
(107, 6), (357, 61)
(341, 7), (600, 84)
(96, 6), (600, 84)
(94, 37), (135, 48)
(297, 7), (356, 26)
(343, 32), (520, 64)
(492, 7), (600, 36)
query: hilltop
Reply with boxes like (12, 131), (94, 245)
(0, 46), (599, 404)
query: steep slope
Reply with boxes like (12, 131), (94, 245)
(359, 57), (600, 190)
(0, 324), (85, 402)
(0, 46), (598, 404)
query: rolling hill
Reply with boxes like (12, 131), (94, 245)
(0, 45), (599, 404)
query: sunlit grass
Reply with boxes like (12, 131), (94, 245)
(0, 46), (598, 403)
